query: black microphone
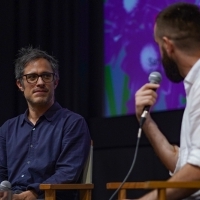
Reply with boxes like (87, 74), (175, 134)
(140, 71), (162, 127)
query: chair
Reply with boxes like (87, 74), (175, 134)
(40, 141), (94, 200)
(107, 181), (200, 200)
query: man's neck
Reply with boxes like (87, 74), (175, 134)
(27, 102), (54, 125)
(176, 49), (200, 77)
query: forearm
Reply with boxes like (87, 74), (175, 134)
(166, 163), (200, 199)
(142, 116), (178, 172)
(134, 83), (177, 169)
(139, 163), (200, 200)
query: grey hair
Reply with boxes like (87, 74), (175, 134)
(15, 46), (59, 80)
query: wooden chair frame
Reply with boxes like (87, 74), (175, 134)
(107, 181), (200, 200)
(40, 183), (94, 200)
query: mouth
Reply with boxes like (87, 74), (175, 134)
(33, 90), (48, 94)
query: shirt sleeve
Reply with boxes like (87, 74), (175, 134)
(27, 117), (91, 195)
(186, 83), (200, 167)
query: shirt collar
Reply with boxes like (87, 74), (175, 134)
(184, 59), (200, 95)
(20, 102), (62, 126)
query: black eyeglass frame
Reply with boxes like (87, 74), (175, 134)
(22, 73), (55, 84)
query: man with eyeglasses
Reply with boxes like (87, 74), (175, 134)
(0, 47), (91, 200)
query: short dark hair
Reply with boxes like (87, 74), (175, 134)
(155, 2), (200, 50)
(15, 46), (59, 80)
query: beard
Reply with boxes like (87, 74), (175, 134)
(161, 47), (184, 83)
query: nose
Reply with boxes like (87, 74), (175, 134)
(36, 76), (45, 84)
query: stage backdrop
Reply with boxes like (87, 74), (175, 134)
(104, 0), (198, 117)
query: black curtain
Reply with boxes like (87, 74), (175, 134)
(0, 0), (103, 124)
(0, 2), (184, 200)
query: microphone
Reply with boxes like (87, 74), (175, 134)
(0, 180), (11, 190)
(140, 71), (162, 127)
(0, 181), (12, 200)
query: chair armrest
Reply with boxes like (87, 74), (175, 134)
(107, 181), (200, 189)
(40, 183), (94, 190)
(107, 181), (200, 200)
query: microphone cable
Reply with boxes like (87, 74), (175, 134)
(108, 72), (162, 200)
(108, 127), (142, 200)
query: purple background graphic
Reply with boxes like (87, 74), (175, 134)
(104, 0), (198, 117)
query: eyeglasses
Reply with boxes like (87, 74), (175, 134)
(23, 73), (55, 84)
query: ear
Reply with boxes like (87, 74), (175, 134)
(54, 79), (59, 89)
(16, 80), (24, 92)
(162, 36), (174, 55)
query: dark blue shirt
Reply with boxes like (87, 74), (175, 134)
(0, 102), (90, 199)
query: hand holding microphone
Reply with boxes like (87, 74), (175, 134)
(0, 181), (11, 190)
(0, 180), (12, 200)
(135, 71), (162, 128)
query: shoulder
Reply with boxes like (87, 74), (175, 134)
(0, 114), (24, 132)
(52, 103), (85, 122)
(48, 102), (85, 122)
(54, 108), (90, 140)
(61, 108), (84, 120)
(58, 108), (88, 128)
(1, 114), (24, 126)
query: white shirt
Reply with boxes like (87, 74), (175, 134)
(172, 59), (200, 199)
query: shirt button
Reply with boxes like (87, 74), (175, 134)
(32, 128), (35, 131)
(21, 175), (24, 177)
(27, 161), (30, 164)
(30, 145), (33, 148)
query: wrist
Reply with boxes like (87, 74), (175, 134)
(28, 190), (38, 199)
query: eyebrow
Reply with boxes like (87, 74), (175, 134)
(24, 71), (53, 75)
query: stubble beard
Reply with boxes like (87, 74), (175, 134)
(161, 47), (184, 83)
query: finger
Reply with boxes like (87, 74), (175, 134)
(1, 192), (8, 200)
(12, 194), (18, 200)
(136, 96), (157, 107)
(136, 90), (158, 105)
(140, 83), (160, 91)
(135, 89), (158, 101)
(136, 84), (159, 95)
(136, 89), (158, 100)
